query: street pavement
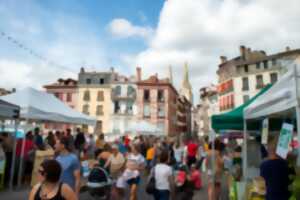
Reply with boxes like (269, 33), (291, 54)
(0, 173), (230, 200)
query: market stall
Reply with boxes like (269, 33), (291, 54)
(0, 100), (20, 190)
(0, 87), (97, 189)
(244, 61), (300, 199)
(211, 85), (272, 200)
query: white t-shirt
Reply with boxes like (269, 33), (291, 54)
(127, 153), (145, 166)
(154, 164), (172, 190)
(173, 147), (184, 163)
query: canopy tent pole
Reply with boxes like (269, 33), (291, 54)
(9, 119), (19, 190)
(243, 119), (248, 180)
(293, 64), (300, 166)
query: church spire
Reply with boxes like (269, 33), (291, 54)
(168, 65), (173, 84)
(180, 62), (193, 104)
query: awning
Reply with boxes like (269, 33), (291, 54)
(0, 87), (96, 126)
(212, 84), (272, 132)
(0, 99), (20, 119)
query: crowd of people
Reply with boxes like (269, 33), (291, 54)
(0, 127), (298, 200)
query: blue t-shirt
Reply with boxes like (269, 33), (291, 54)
(118, 143), (127, 154)
(260, 158), (290, 200)
(56, 153), (80, 190)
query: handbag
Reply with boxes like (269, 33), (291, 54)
(146, 166), (156, 194)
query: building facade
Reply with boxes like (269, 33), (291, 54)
(136, 68), (179, 136)
(110, 73), (138, 135)
(77, 68), (114, 134)
(177, 95), (192, 137)
(43, 78), (78, 130)
(217, 46), (300, 112)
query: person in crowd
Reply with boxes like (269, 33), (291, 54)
(260, 136), (292, 200)
(190, 164), (202, 190)
(105, 144), (125, 180)
(187, 139), (198, 168)
(0, 137), (5, 162)
(88, 134), (96, 158)
(97, 143), (112, 170)
(146, 143), (155, 172)
(74, 128), (85, 155)
(45, 131), (56, 149)
(152, 150), (174, 200)
(33, 127), (44, 150)
(126, 144), (145, 200)
(65, 129), (75, 151)
(173, 141), (184, 170)
(29, 159), (77, 200)
(118, 137), (128, 155)
(206, 141), (223, 200)
(16, 131), (35, 184)
(0, 132), (13, 185)
(95, 133), (105, 151)
(55, 137), (81, 196)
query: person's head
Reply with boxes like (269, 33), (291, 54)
(34, 127), (40, 135)
(26, 131), (33, 140)
(38, 159), (62, 183)
(103, 143), (111, 152)
(66, 128), (71, 136)
(111, 144), (119, 155)
(55, 137), (71, 153)
(76, 127), (81, 133)
(48, 131), (53, 137)
(267, 136), (279, 157)
(1, 132), (8, 138)
(131, 144), (140, 155)
(159, 150), (169, 164)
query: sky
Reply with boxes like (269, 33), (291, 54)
(1, 0), (300, 104)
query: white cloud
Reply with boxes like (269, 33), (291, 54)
(0, 1), (109, 90)
(126, 0), (300, 103)
(108, 18), (154, 40)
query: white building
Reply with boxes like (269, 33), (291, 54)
(217, 46), (300, 113)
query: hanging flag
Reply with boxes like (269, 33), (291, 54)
(276, 123), (293, 159)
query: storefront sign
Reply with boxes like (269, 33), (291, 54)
(276, 123), (293, 159)
(261, 118), (269, 145)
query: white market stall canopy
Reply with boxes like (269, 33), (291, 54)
(245, 62), (299, 120)
(0, 87), (96, 125)
(127, 120), (164, 136)
(0, 99), (20, 119)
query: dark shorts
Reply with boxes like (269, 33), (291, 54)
(187, 156), (196, 167)
(127, 176), (140, 185)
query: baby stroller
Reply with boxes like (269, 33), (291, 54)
(86, 165), (113, 200)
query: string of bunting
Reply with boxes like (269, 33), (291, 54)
(0, 30), (76, 73)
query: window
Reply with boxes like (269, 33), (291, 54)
(114, 101), (121, 114)
(157, 122), (165, 134)
(143, 104), (150, 117)
(263, 61), (268, 69)
(244, 65), (249, 73)
(158, 105), (165, 118)
(256, 62), (260, 69)
(243, 95), (250, 103)
(126, 101), (134, 114)
(96, 105), (104, 116)
(54, 93), (60, 99)
(270, 73), (278, 84)
(144, 90), (150, 102)
(127, 86), (135, 97)
(82, 104), (89, 115)
(97, 91), (104, 101)
(66, 93), (72, 102)
(100, 78), (105, 84)
(256, 75), (264, 89)
(86, 78), (91, 84)
(272, 59), (277, 66)
(242, 77), (249, 91)
(114, 86), (121, 96)
(158, 90), (165, 102)
(95, 121), (102, 133)
(83, 90), (90, 101)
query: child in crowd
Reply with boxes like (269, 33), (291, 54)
(190, 164), (202, 190)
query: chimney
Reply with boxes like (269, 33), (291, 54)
(80, 67), (85, 73)
(220, 56), (227, 64)
(136, 67), (142, 81)
(240, 45), (246, 60)
(286, 46), (291, 52)
(245, 48), (251, 60)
